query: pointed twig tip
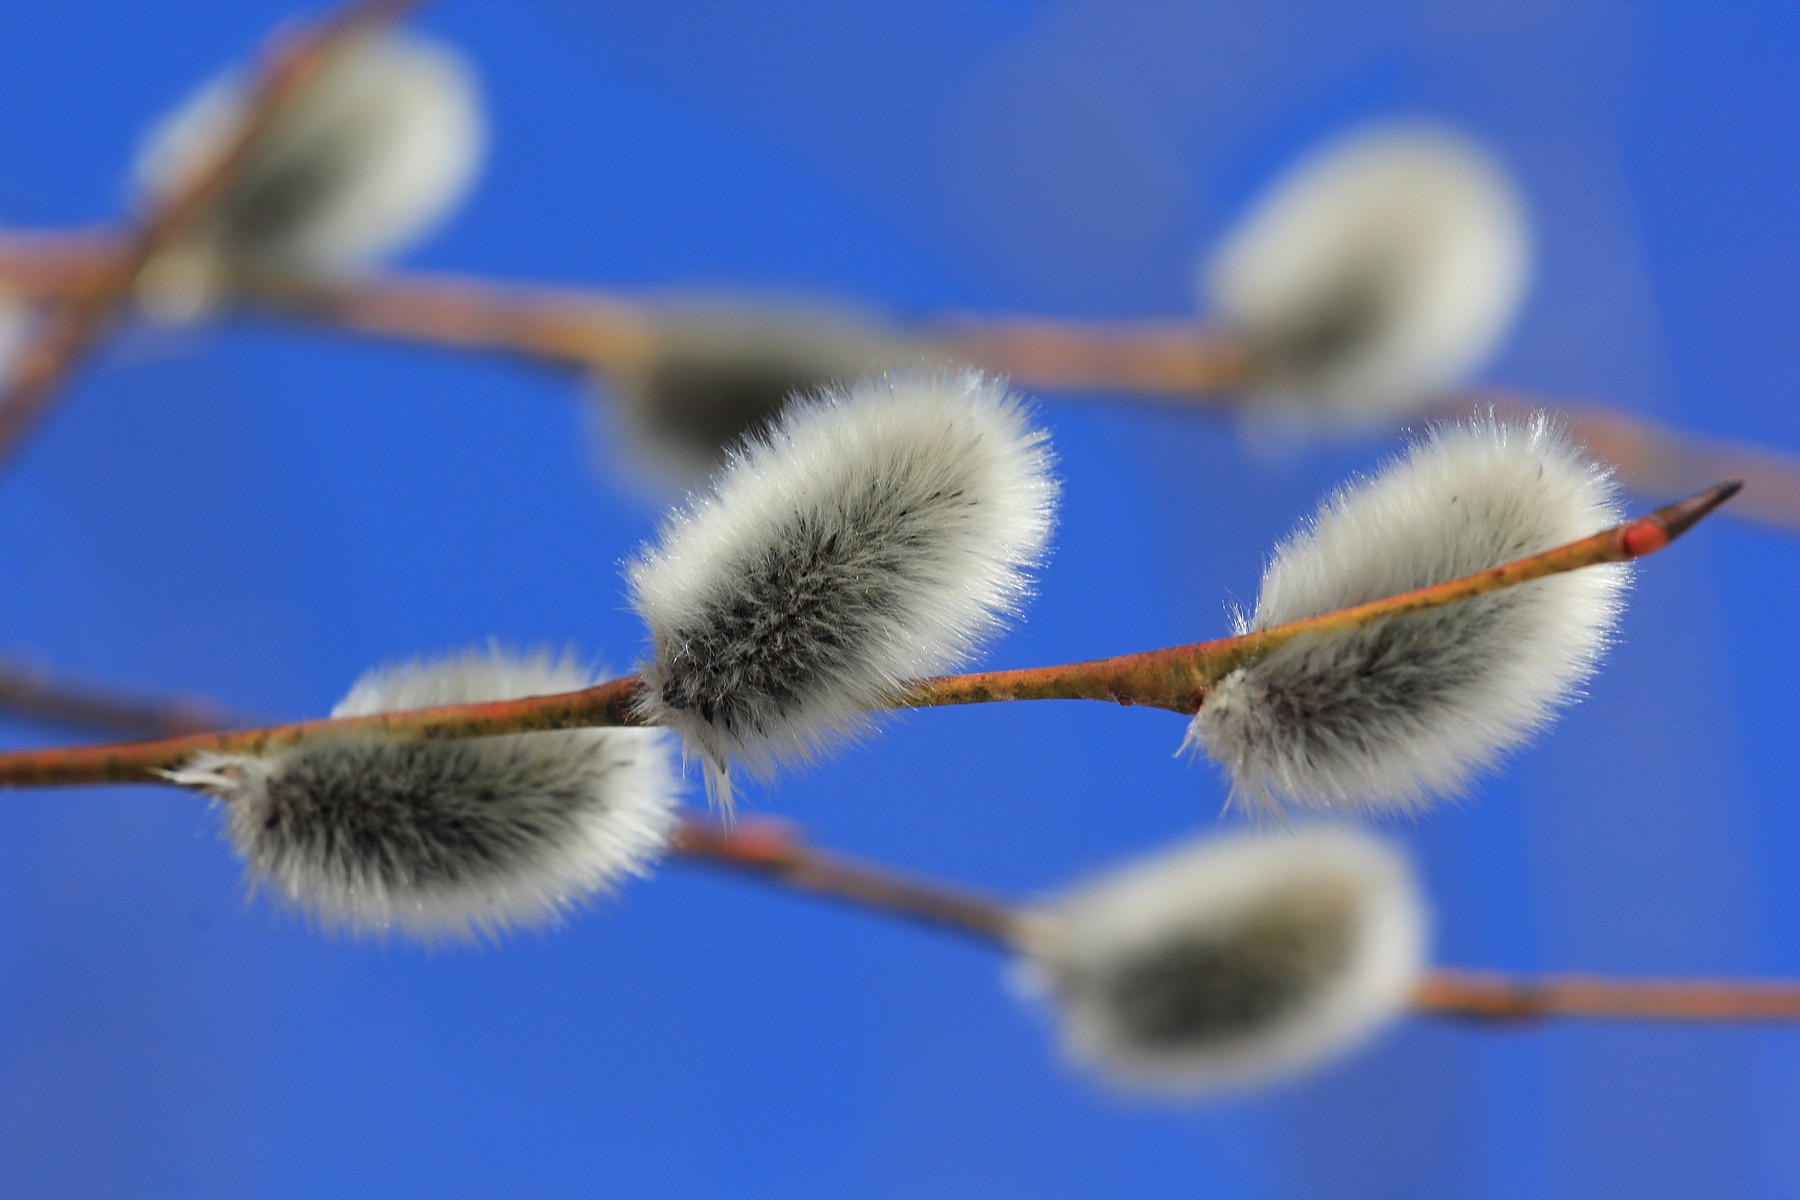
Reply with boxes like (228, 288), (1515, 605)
(1661, 478), (1743, 539)
(1620, 479), (1741, 558)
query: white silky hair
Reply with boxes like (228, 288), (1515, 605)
(1203, 123), (1530, 425)
(1025, 826), (1426, 1096)
(596, 300), (913, 489)
(628, 368), (1058, 805)
(0, 293), (29, 382)
(165, 648), (680, 942)
(133, 30), (485, 310)
(1187, 413), (1628, 815)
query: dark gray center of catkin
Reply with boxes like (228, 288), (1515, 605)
(255, 735), (618, 888)
(1244, 248), (1402, 388)
(656, 470), (972, 735)
(1087, 886), (1357, 1047)
(213, 113), (390, 260)
(640, 353), (828, 464)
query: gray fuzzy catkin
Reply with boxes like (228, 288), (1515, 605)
(601, 302), (912, 486)
(166, 648), (679, 941)
(133, 31), (485, 298)
(1029, 827), (1425, 1095)
(1204, 124), (1530, 425)
(1187, 413), (1627, 815)
(627, 368), (1058, 804)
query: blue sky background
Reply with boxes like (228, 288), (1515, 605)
(0, 2), (1797, 1196)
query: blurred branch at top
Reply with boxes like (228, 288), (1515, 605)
(0, 227), (1792, 530)
(0, 0), (436, 476)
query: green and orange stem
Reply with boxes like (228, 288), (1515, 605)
(0, 480), (1737, 790)
(0, 0), (424, 474)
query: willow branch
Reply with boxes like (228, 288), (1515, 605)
(0, 659), (1785, 1025)
(0, 0), (422, 475)
(1413, 969), (1800, 1024)
(2, 243), (1794, 529)
(0, 658), (247, 738)
(1475, 389), (1800, 534)
(212, 268), (1800, 510)
(233, 267), (662, 371)
(0, 247), (1246, 394)
(923, 311), (1248, 397)
(669, 815), (1025, 946)
(677, 816), (1800, 1024)
(905, 479), (1737, 711)
(0, 675), (644, 789)
(225, 272), (1255, 397)
(0, 482), (1732, 789)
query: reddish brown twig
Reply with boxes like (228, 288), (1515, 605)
(3, 242), (1797, 530)
(0, 231), (117, 296)
(235, 272), (1254, 397)
(0, 658), (246, 738)
(0, 0), (422, 476)
(0, 675), (643, 789)
(1413, 969), (1800, 1024)
(0, 244), (1244, 394)
(924, 311), (1249, 398)
(1474, 389), (1800, 534)
(670, 815), (1024, 946)
(0, 661), (1787, 1026)
(234, 266), (662, 370)
(677, 816), (1800, 1024)
(905, 479), (1737, 712)
(0, 482), (1732, 789)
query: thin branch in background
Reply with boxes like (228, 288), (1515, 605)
(1477, 389), (1800, 534)
(211, 270), (1800, 533)
(239, 279), (1251, 397)
(0, 231), (116, 296)
(669, 816), (1026, 947)
(2, 245), (1794, 531)
(1414, 970), (1800, 1024)
(0, 0), (423, 476)
(923, 310), (1249, 399)
(234, 265), (662, 371)
(676, 815), (1800, 1025)
(0, 658), (246, 738)
(0, 242), (1244, 392)
(0, 480), (1734, 790)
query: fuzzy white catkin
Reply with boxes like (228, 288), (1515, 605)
(1187, 414), (1628, 815)
(165, 648), (680, 941)
(1203, 124), (1530, 424)
(1026, 827), (1426, 1096)
(133, 31), (485, 309)
(597, 301), (914, 488)
(628, 368), (1058, 803)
